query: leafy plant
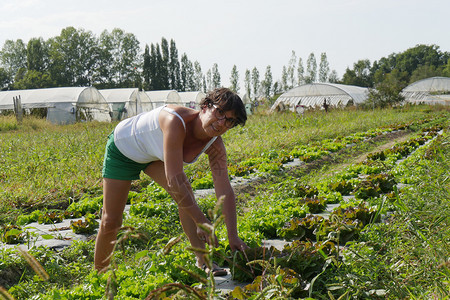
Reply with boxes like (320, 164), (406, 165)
(70, 213), (99, 234)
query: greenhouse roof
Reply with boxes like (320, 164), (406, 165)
(271, 83), (369, 111)
(178, 91), (206, 104)
(238, 93), (252, 104)
(403, 77), (450, 92)
(401, 77), (450, 105)
(145, 90), (181, 104)
(281, 83), (369, 103)
(99, 88), (141, 103)
(0, 87), (108, 110)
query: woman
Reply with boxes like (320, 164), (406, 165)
(94, 88), (249, 275)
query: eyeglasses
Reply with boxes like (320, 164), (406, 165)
(211, 104), (238, 128)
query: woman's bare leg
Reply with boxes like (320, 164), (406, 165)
(144, 162), (207, 266)
(94, 178), (131, 272)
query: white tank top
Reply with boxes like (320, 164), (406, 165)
(114, 105), (217, 164)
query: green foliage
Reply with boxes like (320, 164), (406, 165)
(67, 195), (103, 215)
(38, 210), (65, 225)
(70, 213), (98, 234)
(366, 71), (407, 108)
(1, 225), (25, 244)
(191, 173), (214, 190)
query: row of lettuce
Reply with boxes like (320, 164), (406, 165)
(0, 114), (447, 299)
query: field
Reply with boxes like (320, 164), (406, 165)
(0, 105), (449, 299)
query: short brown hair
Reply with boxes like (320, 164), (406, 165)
(200, 88), (247, 126)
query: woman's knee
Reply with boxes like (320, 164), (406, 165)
(99, 213), (123, 234)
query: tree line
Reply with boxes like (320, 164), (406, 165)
(0, 26), (449, 104)
(0, 26), (337, 100)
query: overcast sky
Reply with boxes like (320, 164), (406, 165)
(0, 0), (448, 87)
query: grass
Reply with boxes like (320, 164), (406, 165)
(0, 105), (448, 299)
(0, 106), (434, 224)
(332, 132), (450, 299)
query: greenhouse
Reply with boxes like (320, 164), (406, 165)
(99, 88), (153, 121)
(145, 90), (182, 108)
(0, 87), (111, 124)
(238, 93), (254, 115)
(178, 91), (206, 109)
(401, 76), (450, 105)
(271, 83), (369, 113)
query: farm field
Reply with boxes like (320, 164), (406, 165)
(0, 105), (449, 299)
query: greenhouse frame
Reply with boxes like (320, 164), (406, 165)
(0, 87), (111, 124)
(271, 83), (369, 112)
(178, 91), (206, 109)
(145, 90), (182, 108)
(99, 88), (154, 121)
(401, 76), (450, 105)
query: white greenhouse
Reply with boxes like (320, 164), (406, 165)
(239, 93), (252, 105)
(401, 77), (450, 106)
(238, 93), (254, 115)
(178, 91), (206, 109)
(0, 87), (111, 124)
(99, 88), (154, 121)
(271, 83), (369, 112)
(145, 90), (182, 108)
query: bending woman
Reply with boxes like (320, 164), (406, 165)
(94, 88), (248, 274)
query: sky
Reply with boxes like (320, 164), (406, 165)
(0, 0), (449, 88)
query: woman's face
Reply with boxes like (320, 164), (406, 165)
(201, 103), (237, 137)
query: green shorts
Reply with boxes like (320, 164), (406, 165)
(102, 132), (151, 180)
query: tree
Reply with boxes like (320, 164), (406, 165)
(395, 44), (448, 76)
(261, 65), (273, 101)
(108, 28), (140, 88)
(193, 61), (203, 91)
(409, 64), (441, 84)
(305, 53), (317, 83)
(211, 63), (221, 89)
(205, 69), (212, 92)
(244, 69), (251, 98)
(297, 57), (305, 86)
(180, 53), (195, 91)
(287, 50), (297, 88)
(442, 58), (450, 77)
(154, 43), (164, 89)
(281, 66), (288, 91)
(328, 70), (339, 83)
(48, 27), (100, 87)
(169, 39), (181, 90)
(160, 37), (170, 89)
(0, 39), (27, 87)
(341, 59), (372, 87)
(142, 44), (151, 90)
(272, 81), (280, 96)
(318, 52), (330, 82)
(251, 67), (260, 98)
(13, 69), (53, 89)
(366, 69), (407, 108)
(202, 74), (208, 93)
(95, 29), (115, 88)
(229, 65), (239, 92)
(27, 37), (48, 72)
(0, 67), (9, 90)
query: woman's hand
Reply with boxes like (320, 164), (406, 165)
(197, 225), (219, 247)
(228, 235), (249, 252)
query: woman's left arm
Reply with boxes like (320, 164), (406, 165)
(206, 137), (248, 251)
